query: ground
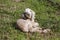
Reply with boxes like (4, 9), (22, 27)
(0, 0), (60, 40)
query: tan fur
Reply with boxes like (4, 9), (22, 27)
(17, 19), (42, 33)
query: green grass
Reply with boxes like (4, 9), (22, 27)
(0, 0), (60, 40)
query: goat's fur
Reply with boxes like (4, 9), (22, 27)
(17, 19), (43, 33)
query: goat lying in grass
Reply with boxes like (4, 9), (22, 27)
(17, 8), (51, 34)
(17, 19), (51, 33)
